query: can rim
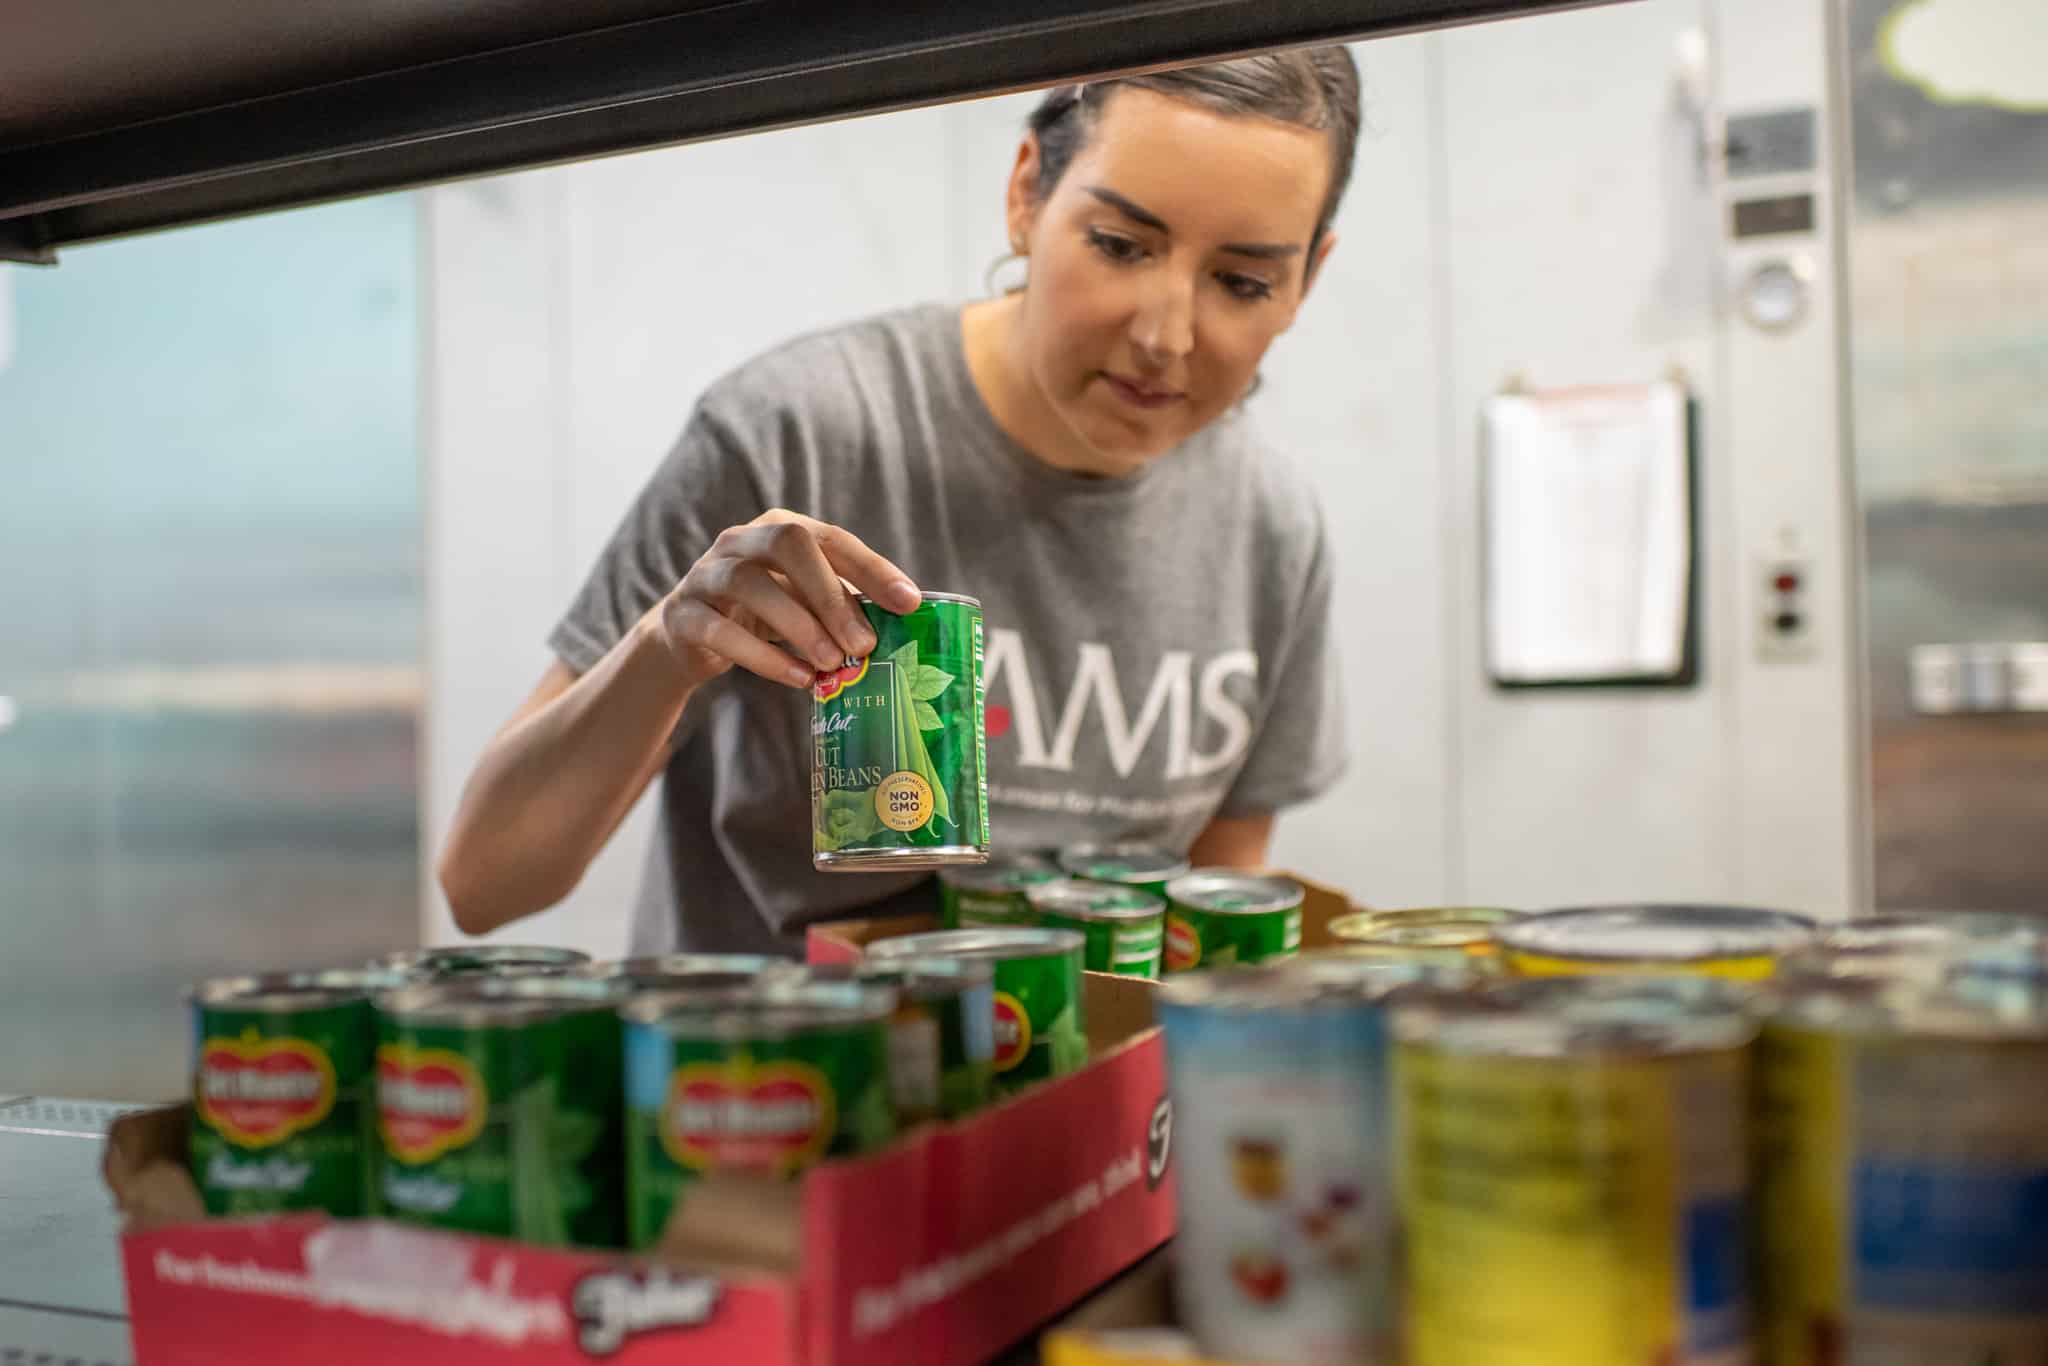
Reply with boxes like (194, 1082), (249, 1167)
(1165, 871), (1305, 915)
(1160, 958), (1448, 1010)
(1494, 904), (1817, 963)
(373, 981), (580, 1025)
(855, 590), (981, 609)
(1391, 976), (1758, 1056)
(1057, 844), (1190, 884)
(866, 927), (1086, 962)
(939, 855), (1063, 892)
(622, 980), (898, 1032)
(783, 956), (996, 996)
(191, 970), (394, 1007)
(1027, 878), (1167, 920)
(816, 845), (990, 872)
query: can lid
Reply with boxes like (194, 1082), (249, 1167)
(856, 590), (982, 609)
(373, 981), (574, 1026)
(622, 980), (898, 1035)
(781, 956), (994, 998)
(1057, 844), (1190, 885)
(574, 954), (784, 990)
(1165, 871), (1304, 915)
(432, 975), (630, 1008)
(1329, 907), (1522, 940)
(866, 927), (1085, 963)
(1161, 957), (1458, 1011)
(374, 944), (592, 978)
(191, 969), (398, 1009)
(939, 853), (1064, 894)
(1027, 878), (1166, 921)
(1495, 905), (1816, 964)
(1393, 976), (1758, 1056)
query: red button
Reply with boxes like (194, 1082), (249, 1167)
(1773, 572), (1800, 593)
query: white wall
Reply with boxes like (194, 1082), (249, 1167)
(425, 0), (1860, 957)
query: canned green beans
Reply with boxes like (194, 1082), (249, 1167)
(939, 852), (1064, 929)
(374, 944), (592, 980)
(812, 592), (989, 871)
(190, 971), (389, 1216)
(622, 983), (898, 1248)
(779, 958), (997, 1121)
(1057, 843), (1190, 901)
(867, 928), (1088, 1091)
(374, 976), (628, 1247)
(1027, 879), (1166, 978)
(573, 954), (784, 992)
(1165, 872), (1305, 973)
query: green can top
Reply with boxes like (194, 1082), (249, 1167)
(866, 927), (1086, 965)
(1392, 975), (1757, 1058)
(373, 944), (593, 979)
(191, 969), (400, 1011)
(621, 980), (898, 1037)
(940, 852), (1064, 895)
(574, 954), (784, 992)
(1495, 905), (1817, 964)
(1057, 844), (1190, 886)
(1026, 878), (1166, 922)
(777, 957), (994, 1000)
(860, 590), (981, 610)
(1166, 871), (1305, 916)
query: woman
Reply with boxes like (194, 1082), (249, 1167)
(440, 49), (1360, 954)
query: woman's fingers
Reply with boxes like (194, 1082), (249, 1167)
(663, 597), (814, 689)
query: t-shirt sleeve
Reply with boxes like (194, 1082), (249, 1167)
(1218, 513), (1349, 816)
(547, 406), (768, 675)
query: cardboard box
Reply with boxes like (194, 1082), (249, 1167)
(804, 873), (1361, 964)
(1038, 1252), (1221, 1366)
(106, 974), (1174, 1366)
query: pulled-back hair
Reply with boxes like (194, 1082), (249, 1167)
(1025, 48), (1362, 257)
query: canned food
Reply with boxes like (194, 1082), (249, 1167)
(573, 953), (784, 992)
(1056, 843), (1190, 901)
(938, 852), (1064, 929)
(777, 958), (996, 1121)
(1327, 906), (1522, 942)
(1313, 919), (1508, 972)
(1395, 977), (1755, 1366)
(812, 592), (989, 871)
(1755, 974), (2048, 1364)
(190, 971), (390, 1215)
(622, 982), (898, 1248)
(374, 944), (592, 980)
(1775, 912), (2048, 989)
(1164, 871), (1305, 973)
(1027, 879), (1167, 978)
(1159, 959), (1449, 1365)
(374, 976), (628, 1246)
(866, 928), (1088, 1091)
(1497, 904), (1816, 980)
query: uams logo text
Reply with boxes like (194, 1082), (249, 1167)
(983, 632), (1259, 779)
(663, 1059), (834, 1175)
(197, 1033), (336, 1146)
(377, 1044), (486, 1164)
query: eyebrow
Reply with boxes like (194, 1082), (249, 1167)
(1085, 186), (1302, 260)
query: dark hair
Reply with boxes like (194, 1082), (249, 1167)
(1025, 48), (1362, 259)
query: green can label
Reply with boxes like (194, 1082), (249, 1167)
(1164, 905), (1303, 973)
(1030, 883), (1167, 979)
(987, 954), (1088, 1089)
(192, 999), (376, 1216)
(376, 1006), (623, 1247)
(813, 596), (988, 862)
(624, 1016), (895, 1248)
(939, 857), (1063, 929)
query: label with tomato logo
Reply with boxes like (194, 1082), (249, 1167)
(662, 1059), (835, 1175)
(812, 654), (870, 703)
(377, 1043), (487, 1165)
(1166, 913), (1205, 973)
(197, 1032), (337, 1147)
(990, 991), (1034, 1074)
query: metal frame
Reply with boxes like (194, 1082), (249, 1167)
(0, 0), (1615, 258)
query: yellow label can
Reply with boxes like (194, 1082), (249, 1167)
(1498, 905), (1816, 981)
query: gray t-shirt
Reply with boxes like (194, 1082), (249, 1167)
(550, 303), (1345, 953)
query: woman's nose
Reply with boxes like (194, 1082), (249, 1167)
(1129, 270), (1196, 367)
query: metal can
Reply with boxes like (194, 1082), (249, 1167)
(1754, 973), (2048, 1364)
(1496, 904), (1817, 980)
(812, 592), (989, 871)
(189, 971), (390, 1216)
(1314, 919), (1509, 972)
(374, 976), (628, 1246)
(1159, 958), (1451, 1365)
(777, 958), (997, 1122)
(1056, 843), (1191, 901)
(1328, 906), (1523, 942)
(573, 953), (786, 992)
(866, 928), (1088, 1091)
(1164, 871), (1305, 973)
(1394, 977), (1756, 1366)
(621, 982), (898, 1249)
(1028, 879), (1167, 978)
(374, 944), (592, 980)
(1775, 912), (2048, 989)
(938, 852), (1064, 929)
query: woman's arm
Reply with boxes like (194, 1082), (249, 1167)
(437, 511), (918, 935)
(1188, 810), (1275, 869)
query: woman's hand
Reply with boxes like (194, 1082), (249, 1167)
(651, 510), (922, 691)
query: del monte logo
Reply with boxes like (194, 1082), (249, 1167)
(378, 1043), (486, 1164)
(1165, 914), (1202, 973)
(664, 1057), (833, 1175)
(990, 991), (1033, 1074)
(197, 1031), (336, 1147)
(813, 654), (870, 703)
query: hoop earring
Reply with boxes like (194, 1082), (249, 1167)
(983, 252), (1029, 297)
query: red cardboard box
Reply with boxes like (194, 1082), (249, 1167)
(107, 974), (1172, 1366)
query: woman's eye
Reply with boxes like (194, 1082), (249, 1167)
(1220, 273), (1274, 302)
(1086, 229), (1144, 264)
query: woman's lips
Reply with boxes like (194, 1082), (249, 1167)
(1101, 373), (1184, 410)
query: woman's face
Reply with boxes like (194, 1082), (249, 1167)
(1006, 88), (1337, 475)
